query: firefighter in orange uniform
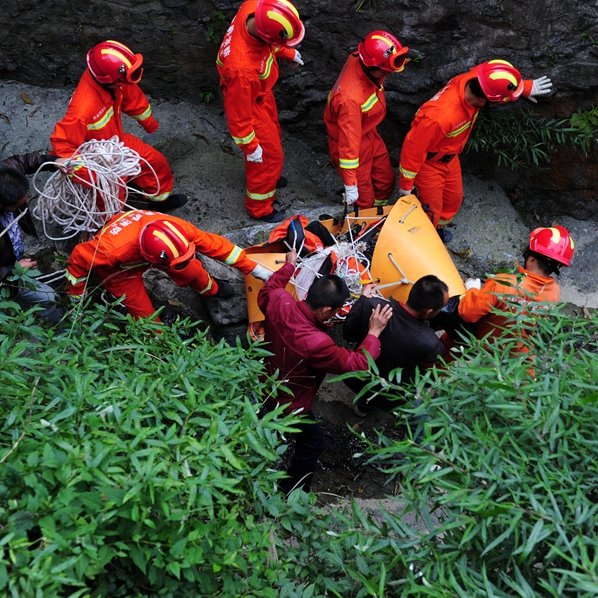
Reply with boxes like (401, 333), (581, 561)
(65, 210), (270, 320)
(433, 226), (574, 360)
(458, 226), (574, 340)
(51, 40), (186, 213)
(398, 60), (553, 243)
(217, 0), (305, 223)
(325, 31), (408, 209)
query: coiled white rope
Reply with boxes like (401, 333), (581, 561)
(32, 136), (160, 240)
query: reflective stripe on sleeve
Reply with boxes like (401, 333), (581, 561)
(232, 131), (256, 146)
(131, 105), (152, 122)
(339, 157), (359, 169)
(224, 246), (243, 266)
(399, 165), (417, 180)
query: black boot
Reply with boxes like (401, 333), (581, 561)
(257, 209), (285, 223)
(214, 279), (235, 299)
(436, 226), (453, 244)
(150, 193), (188, 213)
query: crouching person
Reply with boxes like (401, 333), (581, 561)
(343, 275), (448, 417)
(257, 248), (392, 493)
(65, 209), (270, 320)
(0, 154), (66, 323)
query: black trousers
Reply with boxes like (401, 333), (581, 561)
(276, 410), (325, 493)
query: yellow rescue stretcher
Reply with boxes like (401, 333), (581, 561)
(243, 195), (465, 339)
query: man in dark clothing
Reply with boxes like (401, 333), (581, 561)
(343, 274), (448, 416)
(258, 248), (392, 493)
(0, 154), (65, 323)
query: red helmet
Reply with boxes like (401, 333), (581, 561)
(139, 220), (196, 268)
(87, 40), (144, 85)
(358, 31), (409, 73)
(529, 226), (574, 267)
(254, 0), (305, 48)
(477, 59), (523, 103)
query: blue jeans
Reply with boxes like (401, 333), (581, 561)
(15, 280), (65, 323)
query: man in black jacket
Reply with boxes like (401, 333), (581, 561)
(343, 274), (449, 416)
(0, 153), (65, 323)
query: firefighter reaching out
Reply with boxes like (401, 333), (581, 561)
(65, 210), (271, 320)
(398, 59), (553, 243)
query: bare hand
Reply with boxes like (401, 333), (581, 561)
(361, 283), (376, 298)
(19, 258), (37, 269)
(367, 303), (392, 337)
(55, 157), (74, 175)
(286, 248), (298, 266)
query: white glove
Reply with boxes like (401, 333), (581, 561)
(343, 185), (359, 205)
(250, 264), (272, 282)
(465, 278), (482, 291)
(399, 187), (413, 197)
(246, 145), (263, 163)
(527, 76), (553, 103)
(293, 50), (304, 66)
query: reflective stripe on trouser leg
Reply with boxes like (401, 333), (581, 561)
(414, 156), (463, 227)
(123, 133), (174, 202)
(244, 92), (283, 219)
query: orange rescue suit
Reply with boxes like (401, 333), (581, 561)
(398, 65), (533, 226)
(51, 70), (174, 203)
(458, 265), (559, 341)
(65, 210), (257, 320)
(216, 0), (296, 219)
(325, 53), (395, 209)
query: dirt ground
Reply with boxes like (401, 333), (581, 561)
(2, 78), (597, 500)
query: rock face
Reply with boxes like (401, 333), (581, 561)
(1, 0), (597, 212)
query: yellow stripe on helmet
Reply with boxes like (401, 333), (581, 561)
(163, 220), (189, 246)
(101, 48), (133, 69)
(487, 59), (515, 68)
(548, 227), (562, 243)
(107, 40), (134, 54)
(371, 34), (394, 48)
(267, 11), (293, 39)
(488, 70), (519, 87)
(153, 230), (180, 258)
(277, 0), (300, 18)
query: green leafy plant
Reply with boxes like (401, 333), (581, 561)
(466, 107), (594, 169)
(205, 10), (230, 44)
(0, 301), (302, 597)
(343, 304), (598, 596)
(355, 0), (379, 14)
(199, 83), (219, 104)
(581, 33), (598, 45)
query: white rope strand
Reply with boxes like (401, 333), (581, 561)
(32, 137), (160, 240)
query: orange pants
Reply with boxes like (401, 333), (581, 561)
(122, 133), (174, 202)
(245, 93), (284, 219)
(413, 155), (463, 227)
(101, 259), (217, 320)
(71, 133), (174, 211)
(329, 129), (395, 209)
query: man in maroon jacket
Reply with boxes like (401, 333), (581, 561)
(258, 248), (392, 493)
